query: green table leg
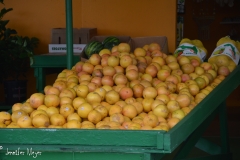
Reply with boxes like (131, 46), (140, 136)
(34, 67), (46, 92)
(219, 101), (231, 156)
(173, 101), (233, 160)
(173, 105), (219, 159)
(65, 0), (74, 69)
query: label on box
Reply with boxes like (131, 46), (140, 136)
(174, 43), (206, 62)
(49, 44), (86, 53)
(210, 43), (240, 65)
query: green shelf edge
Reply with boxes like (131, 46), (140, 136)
(31, 54), (80, 68)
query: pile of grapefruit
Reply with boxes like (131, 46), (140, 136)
(0, 42), (233, 131)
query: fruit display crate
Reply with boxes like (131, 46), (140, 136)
(0, 65), (239, 160)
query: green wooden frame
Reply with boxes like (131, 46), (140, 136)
(0, 0), (239, 159)
(0, 64), (239, 159)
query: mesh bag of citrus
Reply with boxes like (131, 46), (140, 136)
(208, 36), (240, 72)
(174, 38), (207, 63)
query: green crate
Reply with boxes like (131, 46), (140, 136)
(0, 65), (239, 160)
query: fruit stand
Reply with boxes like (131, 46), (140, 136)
(0, 65), (239, 159)
(1, 0), (240, 159)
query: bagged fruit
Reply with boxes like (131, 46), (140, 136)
(174, 38), (207, 63)
(208, 36), (240, 72)
(216, 36), (236, 47)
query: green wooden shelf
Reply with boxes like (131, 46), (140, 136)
(31, 53), (80, 92)
(31, 53), (80, 68)
(1, 0), (238, 159)
(0, 103), (12, 111)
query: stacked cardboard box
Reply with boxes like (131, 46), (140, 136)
(48, 28), (97, 54)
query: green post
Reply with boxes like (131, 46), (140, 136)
(65, 0), (73, 69)
(219, 101), (230, 154)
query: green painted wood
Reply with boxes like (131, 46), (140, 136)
(147, 153), (166, 160)
(195, 138), (221, 155)
(0, 105), (12, 111)
(0, 65), (239, 158)
(157, 132), (165, 149)
(33, 68), (39, 90)
(65, 0), (73, 69)
(73, 152), (144, 160)
(0, 152), (73, 160)
(1, 65), (239, 158)
(180, 153), (232, 160)
(0, 129), (165, 148)
(172, 103), (220, 159)
(143, 153), (152, 160)
(219, 101), (230, 154)
(31, 54), (80, 68)
(31, 54), (80, 92)
(0, 144), (164, 154)
(0, 152), (144, 160)
(163, 65), (240, 152)
(34, 68), (45, 92)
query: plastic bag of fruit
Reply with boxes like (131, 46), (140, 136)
(208, 36), (240, 72)
(174, 38), (207, 63)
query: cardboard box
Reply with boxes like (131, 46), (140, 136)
(51, 28), (97, 44)
(80, 35), (132, 59)
(49, 28), (97, 54)
(131, 36), (169, 54)
(51, 28), (80, 44)
(79, 28), (98, 44)
(49, 44), (86, 53)
(89, 35), (132, 44)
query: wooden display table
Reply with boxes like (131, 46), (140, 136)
(1, 64), (239, 160)
(31, 53), (80, 92)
